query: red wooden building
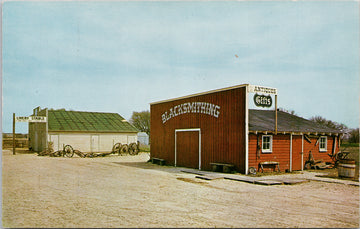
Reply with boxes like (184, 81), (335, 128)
(150, 84), (341, 174)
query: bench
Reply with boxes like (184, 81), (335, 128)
(210, 163), (235, 173)
(258, 161), (280, 173)
(151, 157), (166, 166)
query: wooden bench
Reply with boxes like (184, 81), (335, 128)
(258, 161), (280, 173)
(151, 157), (166, 166)
(210, 163), (235, 173)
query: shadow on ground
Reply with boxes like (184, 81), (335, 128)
(112, 161), (183, 174)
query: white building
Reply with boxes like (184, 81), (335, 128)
(29, 107), (139, 152)
(137, 132), (149, 145)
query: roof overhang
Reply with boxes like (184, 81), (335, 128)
(48, 130), (138, 134)
(249, 130), (341, 136)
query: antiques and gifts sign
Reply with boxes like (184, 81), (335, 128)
(253, 94), (272, 108)
(248, 85), (277, 108)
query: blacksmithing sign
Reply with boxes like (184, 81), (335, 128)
(162, 102), (220, 124)
(15, 116), (47, 122)
(253, 94), (272, 108)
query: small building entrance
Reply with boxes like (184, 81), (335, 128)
(91, 135), (99, 153)
(175, 128), (201, 169)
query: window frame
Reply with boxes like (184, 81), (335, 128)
(319, 136), (327, 152)
(262, 135), (273, 153)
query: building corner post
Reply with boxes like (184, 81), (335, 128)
(290, 133), (293, 172)
(245, 85), (249, 175)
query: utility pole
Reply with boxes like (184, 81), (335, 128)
(13, 113), (15, 155)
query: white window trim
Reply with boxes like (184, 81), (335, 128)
(319, 136), (327, 152)
(262, 135), (273, 153)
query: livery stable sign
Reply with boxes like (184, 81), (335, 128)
(15, 116), (47, 123)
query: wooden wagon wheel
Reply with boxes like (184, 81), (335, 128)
(128, 144), (135, 155)
(63, 145), (74, 158)
(335, 152), (343, 161)
(119, 144), (128, 155)
(129, 143), (138, 155)
(112, 143), (122, 154)
(248, 167), (256, 175)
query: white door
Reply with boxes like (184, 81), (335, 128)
(91, 135), (99, 153)
(49, 135), (60, 151)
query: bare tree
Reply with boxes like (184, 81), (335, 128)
(347, 128), (359, 143)
(309, 115), (348, 132)
(278, 107), (297, 115)
(130, 110), (150, 137)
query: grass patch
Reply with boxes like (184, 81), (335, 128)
(139, 145), (150, 152)
(341, 142), (359, 148)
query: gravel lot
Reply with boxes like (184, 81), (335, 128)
(2, 149), (359, 228)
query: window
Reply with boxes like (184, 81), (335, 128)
(262, 135), (273, 153)
(319, 136), (327, 152)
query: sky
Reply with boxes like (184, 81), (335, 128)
(2, 1), (359, 133)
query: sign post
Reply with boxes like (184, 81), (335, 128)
(13, 113), (15, 155)
(275, 94), (278, 135)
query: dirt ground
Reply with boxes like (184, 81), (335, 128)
(2, 149), (359, 228)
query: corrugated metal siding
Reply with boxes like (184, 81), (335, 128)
(151, 87), (247, 172)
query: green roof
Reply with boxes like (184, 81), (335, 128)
(47, 109), (138, 133)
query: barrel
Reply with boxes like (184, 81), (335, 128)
(338, 159), (356, 178)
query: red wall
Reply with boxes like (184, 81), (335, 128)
(249, 133), (339, 172)
(150, 86), (247, 172)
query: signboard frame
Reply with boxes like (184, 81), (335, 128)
(248, 84), (278, 134)
(15, 116), (47, 123)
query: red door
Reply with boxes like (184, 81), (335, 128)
(176, 131), (200, 169)
(292, 135), (304, 171)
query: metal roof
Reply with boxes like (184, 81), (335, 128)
(249, 109), (342, 134)
(47, 109), (138, 133)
